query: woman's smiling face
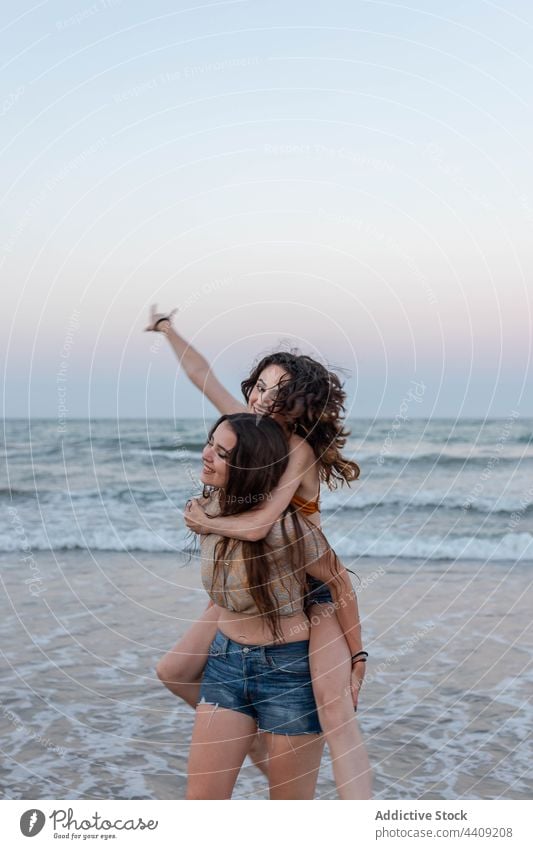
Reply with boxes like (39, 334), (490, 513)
(201, 420), (237, 488)
(247, 364), (290, 423)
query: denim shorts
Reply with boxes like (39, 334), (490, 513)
(305, 575), (333, 607)
(199, 630), (322, 735)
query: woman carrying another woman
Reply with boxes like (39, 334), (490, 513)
(145, 305), (372, 799)
(187, 412), (365, 799)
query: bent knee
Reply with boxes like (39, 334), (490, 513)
(156, 654), (182, 683)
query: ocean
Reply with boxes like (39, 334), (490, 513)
(2, 416), (532, 561)
(1, 416), (532, 800)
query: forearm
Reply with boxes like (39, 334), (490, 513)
(163, 326), (210, 387)
(201, 509), (275, 542)
(329, 571), (363, 657)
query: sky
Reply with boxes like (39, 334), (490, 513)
(1, 0), (532, 419)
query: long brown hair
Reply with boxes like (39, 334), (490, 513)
(241, 350), (360, 488)
(206, 413), (342, 642)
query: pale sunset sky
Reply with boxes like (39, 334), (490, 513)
(1, 0), (531, 418)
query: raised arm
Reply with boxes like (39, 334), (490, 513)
(184, 439), (316, 541)
(145, 305), (245, 415)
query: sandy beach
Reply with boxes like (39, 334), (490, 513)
(1, 548), (531, 800)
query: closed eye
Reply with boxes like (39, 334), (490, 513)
(207, 436), (229, 460)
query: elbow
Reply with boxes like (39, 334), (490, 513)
(247, 518), (275, 542)
(329, 574), (353, 605)
(247, 528), (270, 542)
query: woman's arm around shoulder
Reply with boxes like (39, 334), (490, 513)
(184, 437), (317, 541)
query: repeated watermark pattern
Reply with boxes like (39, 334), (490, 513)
(506, 483), (533, 532)
(57, 308), (81, 434)
(0, 698), (66, 758)
(7, 507), (46, 597)
(317, 209), (438, 307)
(1, 139), (107, 257)
(264, 143), (393, 173)
(462, 409), (520, 511)
(55, 0), (122, 31)
(422, 142), (495, 211)
(226, 492), (272, 506)
(0, 85), (25, 118)
(113, 57), (262, 103)
(149, 277), (232, 355)
(377, 381), (427, 465)
(173, 433), (201, 489)
(343, 620), (436, 699)
(287, 566), (386, 639)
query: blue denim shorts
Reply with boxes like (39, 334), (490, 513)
(199, 630), (322, 735)
(305, 575), (333, 607)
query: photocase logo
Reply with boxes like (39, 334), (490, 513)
(20, 809), (45, 837)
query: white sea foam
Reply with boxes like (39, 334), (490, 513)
(1, 524), (531, 561)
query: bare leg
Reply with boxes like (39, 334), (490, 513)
(265, 732), (324, 800)
(247, 732), (269, 776)
(307, 603), (373, 799)
(156, 607), (269, 778)
(186, 704), (257, 799)
(156, 605), (219, 708)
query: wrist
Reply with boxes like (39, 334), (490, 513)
(153, 316), (172, 333)
(200, 515), (214, 533)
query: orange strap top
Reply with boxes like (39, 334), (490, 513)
(290, 491), (321, 515)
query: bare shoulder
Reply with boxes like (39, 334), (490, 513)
(288, 433), (314, 457)
(288, 434), (316, 468)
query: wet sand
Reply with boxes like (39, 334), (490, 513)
(0, 549), (531, 799)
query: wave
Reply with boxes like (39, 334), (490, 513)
(5, 437), (532, 466)
(0, 527), (531, 562)
(327, 531), (533, 562)
(0, 487), (38, 499)
(2, 446), (204, 463)
(321, 489), (533, 516)
(0, 486), (194, 506)
(3, 485), (532, 518)
(128, 448), (203, 460)
(355, 450), (533, 467)
(0, 527), (192, 554)
(131, 441), (205, 453)
(7, 435), (207, 454)
(69, 436), (199, 451)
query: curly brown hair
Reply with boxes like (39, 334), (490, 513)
(241, 351), (360, 488)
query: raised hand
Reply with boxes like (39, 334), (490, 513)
(144, 303), (178, 332)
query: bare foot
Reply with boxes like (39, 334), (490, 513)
(248, 732), (269, 778)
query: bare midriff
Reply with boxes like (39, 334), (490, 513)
(216, 605), (310, 645)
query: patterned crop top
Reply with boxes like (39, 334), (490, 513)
(199, 494), (328, 616)
(290, 491), (320, 515)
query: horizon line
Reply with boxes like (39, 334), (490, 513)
(3, 415), (531, 422)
